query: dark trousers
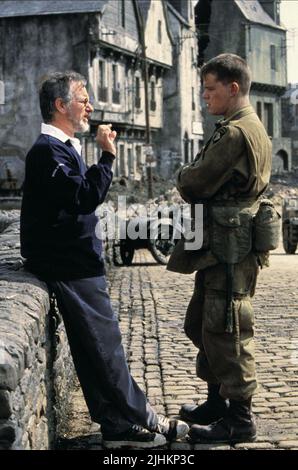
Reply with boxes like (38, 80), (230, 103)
(47, 276), (157, 435)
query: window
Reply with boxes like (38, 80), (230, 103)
(112, 65), (120, 104)
(120, 0), (125, 28)
(276, 2), (280, 24)
(264, 103), (274, 136)
(191, 139), (194, 161)
(295, 104), (298, 127)
(158, 20), (162, 44)
(256, 101), (262, 120)
(150, 81), (156, 111)
(99, 61), (105, 87)
(190, 0), (193, 19)
(0, 81), (4, 104)
(119, 144), (125, 175)
(98, 61), (107, 102)
(112, 65), (118, 90)
(135, 76), (141, 108)
(192, 87), (196, 111)
(136, 145), (142, 169)
(270, 45), (276, 70)
(128, 148), (134, 177)
(184, 132), (189, 163)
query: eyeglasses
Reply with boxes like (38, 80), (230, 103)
(73, 97), (93, 107)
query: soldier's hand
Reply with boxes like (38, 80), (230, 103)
(96, 124), (117, 156)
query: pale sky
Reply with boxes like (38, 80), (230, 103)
(280, 0), (298, 84)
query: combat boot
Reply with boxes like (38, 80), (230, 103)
(179, 383), (229, 425)
(188, 397), (257, 444)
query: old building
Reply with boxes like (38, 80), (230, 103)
(156, 0), (203, 178)
(195, 0), (292, 171)
(0, 0), (204, 187)
(0, 0), (174, 184)
(282, 84), (298, 170)
(132, 0), (174, 180)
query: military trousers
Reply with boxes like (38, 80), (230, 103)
(47, 276), (158, 435)
(184, 255), (259, 401)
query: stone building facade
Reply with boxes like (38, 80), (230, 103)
(281, 84), (298, 169)
(88, 0), (173, 179)
(195, 0), (292, 171)
(157, 0), (203, 178)
(0, 0), (203, 185)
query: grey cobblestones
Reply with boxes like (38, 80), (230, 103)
(60, 245), (298, 451)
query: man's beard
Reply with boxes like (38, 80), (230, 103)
(77, 119), (90, 133)
(69, 114), (90, 133)
(75, 118), (90, 133)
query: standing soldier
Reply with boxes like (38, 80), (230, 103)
(167, 54), (273, 443)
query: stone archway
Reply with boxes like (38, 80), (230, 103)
(275, 149), (289, 171)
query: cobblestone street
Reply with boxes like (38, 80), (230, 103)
(59, 243), (298, 451)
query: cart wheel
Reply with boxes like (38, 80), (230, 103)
(282, 222), (297, 254)
(149, 223), (175, 265)
(120, 243), (135, 265)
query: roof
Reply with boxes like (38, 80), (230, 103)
(282, 84), (298, 99)
(235, 0), (285, 29)
(137, 0), (174, 44)
(167, 2), (190, 28)
(136, 0), (151, 24)
(0, 0), (107, 18)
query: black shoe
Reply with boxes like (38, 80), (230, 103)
(102, 425), (166, 449)
(179, 384), (229, 425)
(188, 398), (257, 444)
(153, 415), (189, 441)
(188, 417), (257, 444)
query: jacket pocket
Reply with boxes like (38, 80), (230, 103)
(210, 206), (252, 264)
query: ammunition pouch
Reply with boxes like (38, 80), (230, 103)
(208, 202), (257, 333)
(210, 205), (254, 265)
(252, 199), (281, 252)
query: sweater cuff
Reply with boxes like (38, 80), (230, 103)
(100, 151), (116, 167)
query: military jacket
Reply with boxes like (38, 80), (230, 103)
(167, 105), (272, 274)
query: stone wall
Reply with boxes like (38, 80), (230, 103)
(0, 213), (75, 449)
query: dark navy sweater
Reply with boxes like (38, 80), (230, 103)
(20, 134), (115, 280)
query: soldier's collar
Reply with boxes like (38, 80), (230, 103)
(219, 105), (255, 126)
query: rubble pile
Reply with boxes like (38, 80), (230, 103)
(107, 175), (183, 206)
(107, 172), (298, 210)
(265, 172), (298, 206)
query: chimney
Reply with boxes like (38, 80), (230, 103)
(259, 0), (281, 25)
